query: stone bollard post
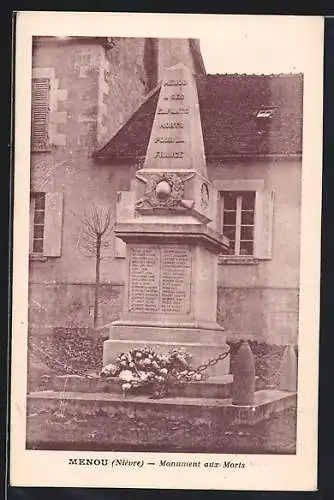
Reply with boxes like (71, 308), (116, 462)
(278, 345), (297, 392)
(232, 340), (256, 406)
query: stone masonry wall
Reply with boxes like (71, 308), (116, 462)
(29, 282), (123, 336)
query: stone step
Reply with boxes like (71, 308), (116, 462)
(28, 388), (296, 427)
(51, 374), (234, 399)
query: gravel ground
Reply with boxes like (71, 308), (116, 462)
(26, 405), (296, 454)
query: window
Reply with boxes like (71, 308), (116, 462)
(30, 192), (46, 254)
(221, 191), (256, 256)
(31, 78), (51, 151)
(213, 180), (275, 262)
(29, 192), (64, 258)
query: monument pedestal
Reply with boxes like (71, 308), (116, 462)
(103, 225), (230, 378)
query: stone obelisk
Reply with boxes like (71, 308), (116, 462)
(103, 63), (230, 378)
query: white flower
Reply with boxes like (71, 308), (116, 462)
(119, 370), (134, 382)
(144, 358), (152, 365)
(121, 383), (131, 391)
(160, 368), (168, 375)
(101, 363), (118, 376)
(138, 371), (149, 381)
(135, 352), (142, 358)
(193, 373), (202, 381)
(129, 362), (135, 368)
(159, 355), (169, 366)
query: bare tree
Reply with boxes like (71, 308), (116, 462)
(74, 204), (113, 328)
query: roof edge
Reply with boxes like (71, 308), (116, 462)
(93, 82), (161, 159)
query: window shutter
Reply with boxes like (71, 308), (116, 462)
(31, 78), (50, 151)
(114, 237), (126, 258)
(207, 187), (220, 233)
(254, 190), (275, 259)
(29, 197), (35, 254)
(43, 192), (63, 257)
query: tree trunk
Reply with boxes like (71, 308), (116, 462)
(93, 234), (102, 328)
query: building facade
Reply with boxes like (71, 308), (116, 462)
(28, 36), (303, 346)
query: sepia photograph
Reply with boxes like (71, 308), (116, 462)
(10, 12), (323, 490)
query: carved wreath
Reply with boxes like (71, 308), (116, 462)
(142, 173), (185, 209)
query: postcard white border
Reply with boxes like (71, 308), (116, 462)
(10, 12), (324, 491)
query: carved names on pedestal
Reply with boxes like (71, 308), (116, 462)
(129, 247), (160, 313)
(128, 245), (191, 314)
(161, 246), (191, 313)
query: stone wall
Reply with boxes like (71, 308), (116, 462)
(28, 282), (124, 336)
(217, 287), (299, 345)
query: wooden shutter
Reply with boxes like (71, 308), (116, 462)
(29, 196), (35, 254)
(114, 237), (126, 258)
(254, 189), (275, 259)
(31, 78), (50, 151)
(207, 187), (220, 233)
(114, 190), (134, 258)
(43, 192), (63, 257)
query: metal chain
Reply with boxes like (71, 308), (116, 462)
(175, 340), (243, 381)
(30, 340), (244, 381)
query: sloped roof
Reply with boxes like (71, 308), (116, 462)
(94, 73), (303, 162)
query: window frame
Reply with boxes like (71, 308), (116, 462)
(29, 192), (47, 259)
(213, 179), (266, 264)
(221, 190), (256, 257)
(29, 191), (64, 260)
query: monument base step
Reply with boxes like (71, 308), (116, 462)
(108, 323), (226, 342)
(27, 389), (296, 429)
(103, 339), (230, 378)
(51, 374), (234, 399)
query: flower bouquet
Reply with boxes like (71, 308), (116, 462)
(100, 347), (204, 398)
